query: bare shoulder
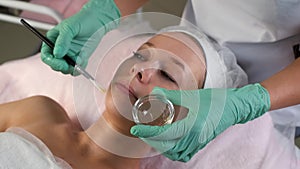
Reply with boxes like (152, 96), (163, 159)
(0, 95), (72, 131)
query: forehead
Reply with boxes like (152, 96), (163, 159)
(145, 32), (204, 64)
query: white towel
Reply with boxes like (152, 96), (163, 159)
(0, 127), (71, 169)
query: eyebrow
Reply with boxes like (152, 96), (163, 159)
(170, 57), (185, 70)
(143, 42), (155, 47)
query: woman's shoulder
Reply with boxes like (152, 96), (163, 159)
(0, 95), (73, 131)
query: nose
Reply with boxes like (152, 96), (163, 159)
(139, 69), (158, 84)
(131, 63), (159, 84)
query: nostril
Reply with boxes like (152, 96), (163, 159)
(131, 67), (135, 73)
(137, 72), (142, 80)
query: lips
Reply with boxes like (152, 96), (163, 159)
(115, 83), (138, 100)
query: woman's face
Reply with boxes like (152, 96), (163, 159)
(104, 32), (206, 134)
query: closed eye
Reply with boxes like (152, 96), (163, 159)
(160, 70), (176, 83)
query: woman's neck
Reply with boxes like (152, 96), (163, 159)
(81, 114), (152, 169)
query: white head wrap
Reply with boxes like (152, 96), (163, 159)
(158, 26), (248, 88)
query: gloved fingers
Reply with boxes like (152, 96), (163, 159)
(179, 145), (205, 162)
(162, 148), (183, 161)
(42, 28), (57, 58)
(163, 151), (190, 162)
(174, 142), (204, 162)
(46, 27), (59, 43)
(130, 120), (194, 160)
(179, 143), (207, 162)
(45, 27), (61, 55)
(53, 24), (77, 59)
(66, 38), (92, 65)
(161, 123), (210, 162)
(162, 145), (196, 162)
(152, 87), (183, 105)
(77, 38), (99, 59)
(166, 127), (213, 162)
(131, 118), (193, 140)
(160, 135), (193, 161)
(130, 124), (170, 138)
(41, 53), (71, 74)
(141, 137), (177, 154)
(162, 145), (192, 162)
(41, 42), (54, 58)
(151, 87), (201, 110)
(162, 151), (180, 161)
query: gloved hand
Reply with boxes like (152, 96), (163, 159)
(130, 83), (270, 162)
(41, 0), (120, 75)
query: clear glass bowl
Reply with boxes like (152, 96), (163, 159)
(132, 94), (175, 126)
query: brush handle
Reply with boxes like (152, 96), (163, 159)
(20, 19), (76, 66)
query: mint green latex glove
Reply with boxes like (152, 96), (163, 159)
(41, 0), (120, 75)
(130, 83), (270, 162)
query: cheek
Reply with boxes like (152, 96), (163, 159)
(178, 73), (200, 90)
(113, 60), (134, 79)
(104, 86), (118, 115)
(155, 82), (178, 90)
(105, 85), (135, 121)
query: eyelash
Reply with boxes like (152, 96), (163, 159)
(160, 70), (176, 83)
(133, 51), (146, 61)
